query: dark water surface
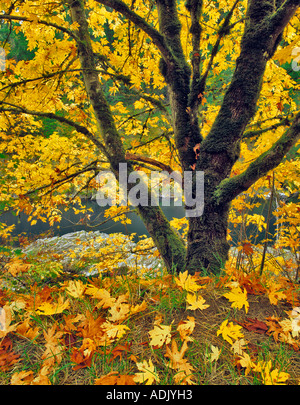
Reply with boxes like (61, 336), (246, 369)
(1, 196), (276, 246)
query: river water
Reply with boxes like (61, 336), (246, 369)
(1, 196), (276, 246)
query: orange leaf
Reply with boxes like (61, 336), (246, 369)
(165, 339), (189, 370)
(242, 242), (253, 256)
(42, 324), (64, 367)
(0, 337), (20, 372)
(165, 339), (195, 384)
(4, 259), (31, 277)
(265, 316), (282, 342)
(16, 317), (40, 340)
(95, 371), (136, 385)
(70, 338), (96, 371)
(11, 370), (35, 385)
(109, 342), (132, 362)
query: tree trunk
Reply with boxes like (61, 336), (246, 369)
(137, 205), (186, 272)
(186, 202), (230, 275)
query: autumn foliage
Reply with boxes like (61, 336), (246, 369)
(0, 0), (299, 273)
(0, 250), (300, 385)
(0, 0), (300, 386)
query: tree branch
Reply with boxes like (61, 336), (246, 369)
(242, 117), (292, 139)
(0, 103), (109, 157)
(213, 111), (300, 206)
(94, 0), (173, 63)
(125, 152), (183, 188)
(271, 0), (300, 36)
(197, 0), (299, 178)
(125, 152), (174, 173)
(197, 0), (240, 97)
(186, 0), (203, 109)
(0, 68), (81, 93)
(0, 14), (79, 41)
(19, 160), (100, 200)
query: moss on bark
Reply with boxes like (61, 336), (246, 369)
(186, 203), (230, 275)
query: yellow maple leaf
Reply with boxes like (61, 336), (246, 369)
(36, 296), (69, 316)
(108, 295), (130, 322)
(216, 320), (244, 345)
(175, 271), (202, 293)
(130, 300), (147, 315)
(64, 279), (86, 298)
(149, 323), (172, 348)
(209, 345), (221, 362)
(165, 339), (196, 384)
(268, 287), (286, 305)
(186, 293), (210, 311)
(267, 369), (290, 385)
(133, 359), (160, 385)
(0, 305), (18, 338)
(231, 338), (248, 356)
(223, 287), (249, 313)
(177, 316), (195, 342)
(254, 360), (290, 385)
(85, 286), (116, 309)
(238, 352), (256, 376)
(102, 322), (130, 341)
(11, 370), (35, 385)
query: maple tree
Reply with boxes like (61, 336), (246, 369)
(0, 0), (300, 277)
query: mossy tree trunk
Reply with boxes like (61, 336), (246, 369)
(69, 0), (300, 275)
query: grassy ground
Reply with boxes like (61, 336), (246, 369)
(0, 247), (300, 386)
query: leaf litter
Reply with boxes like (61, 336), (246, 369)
(0, 254), (300, 385)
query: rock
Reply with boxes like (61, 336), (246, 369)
(22, 230), (163, 277)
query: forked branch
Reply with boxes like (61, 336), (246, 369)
(213, 112), (300, 206)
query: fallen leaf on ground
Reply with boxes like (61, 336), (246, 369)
(223, 286), (249, 313)
(217, 320), (244, 345)
(133, 359), (160, 385)
(237, 317), (268, 334)
(209, 345), (221, 362)
(36, 295), (69, 316)
(186, 293), (210, 310)
(95, 371), (136, 385)
(175, 271), (202, 293)
(148, 323), (172, 348)
(0, 337), (20, 371)
(177, 317), (195, 342)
